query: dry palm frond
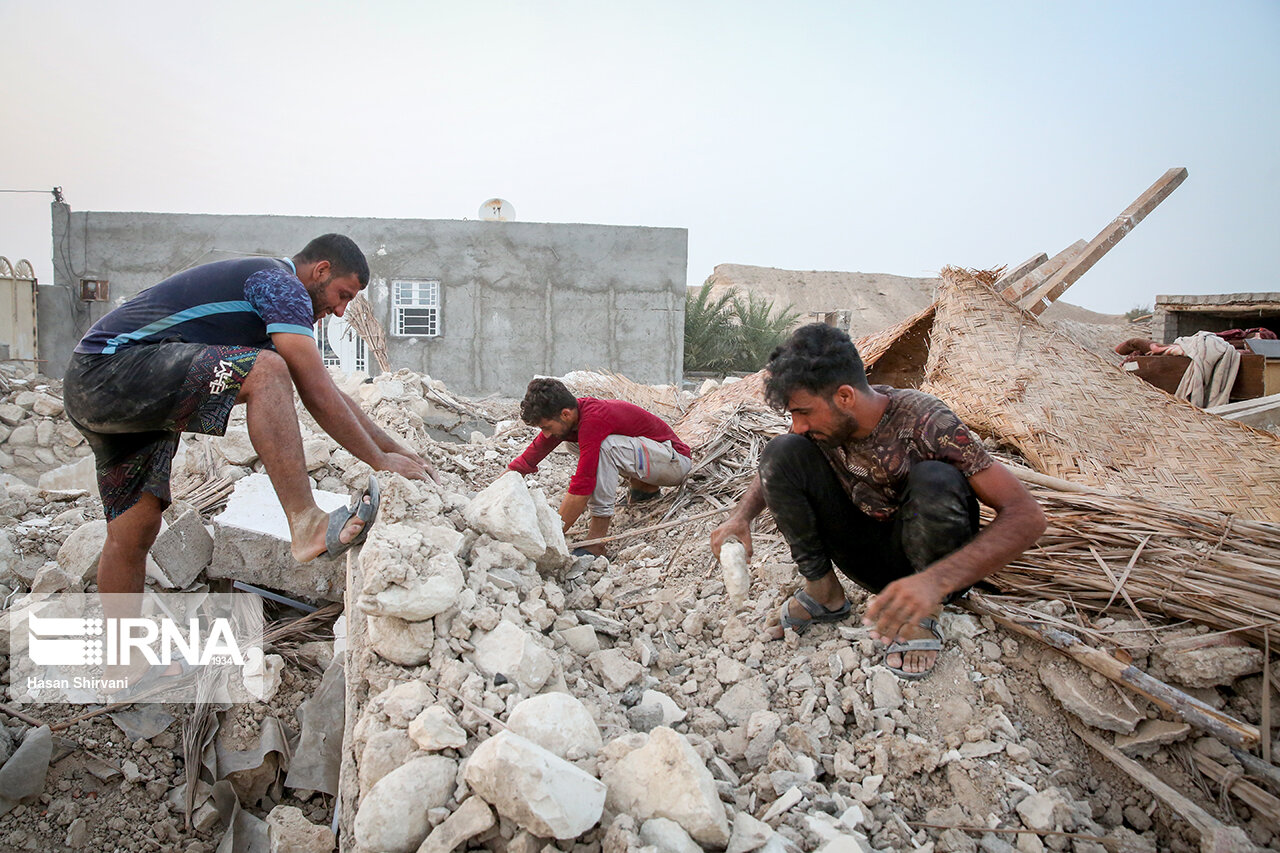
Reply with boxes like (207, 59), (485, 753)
(985, 475), (1280, 648)
(343, 295), (391, 375)
(173, 475), (236, 516)
(561, 370), (684, 422)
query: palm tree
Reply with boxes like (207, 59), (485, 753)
(729, 291), (800, 371)
(684, 281), (737, 372)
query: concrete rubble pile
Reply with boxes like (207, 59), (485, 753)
(0, 361), (1275, 853)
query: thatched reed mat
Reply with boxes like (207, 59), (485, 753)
(990, 470), (1280, 648)
(923, 268), (1280, 524)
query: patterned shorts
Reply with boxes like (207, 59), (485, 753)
(64, 344), (261, 520)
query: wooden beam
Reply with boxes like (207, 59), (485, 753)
(1193, 751), (1280, 826)
(1071, 722), (1255, 851)
(1025, 167), (1188, 315)
(1001, 240), (1088, 303)
(992, 252), (1048, 294)
(963, 594), (1260, 748)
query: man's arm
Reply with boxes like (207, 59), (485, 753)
(272, 334), (428, 480)
(710, 474), (767, 560)
(863, 461), (1046, 642)
(558, 492), (589, 532)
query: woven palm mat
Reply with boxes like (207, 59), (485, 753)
(923, 268), (1280, 524)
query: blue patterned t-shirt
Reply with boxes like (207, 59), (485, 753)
(75, 257), (315, 355)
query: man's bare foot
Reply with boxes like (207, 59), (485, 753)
(884, 618), (942, 676)
(289, 496), (370, 563)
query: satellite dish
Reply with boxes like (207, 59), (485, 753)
(479, 198), (515, 221)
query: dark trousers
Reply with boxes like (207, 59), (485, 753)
(759, 434), (979, 593)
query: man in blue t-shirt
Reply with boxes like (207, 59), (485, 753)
(64, 234), (436, 606)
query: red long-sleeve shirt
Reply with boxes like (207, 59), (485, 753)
(508, 397), (691, 495)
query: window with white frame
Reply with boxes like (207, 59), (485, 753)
(392, 279), (441, 337)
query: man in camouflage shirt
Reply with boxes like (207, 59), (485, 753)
(712, 324), (1045, 678)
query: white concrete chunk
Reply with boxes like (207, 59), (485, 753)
(506, 693), (603, 760)
(368, 614), (435, 666)
(409, 705), (469, 751)
(470, 620), (554, 693)
(464, 472), (547, 562)
(354, 755), (458, 853)
(463, 730), (605, 840)
(602, 726), (730, 848)
(209, 473), (349, 601)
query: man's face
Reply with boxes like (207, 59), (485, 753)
(308, 271), (363, 322)
(786, 387), (859, 446)
(536, 409), (577, 440)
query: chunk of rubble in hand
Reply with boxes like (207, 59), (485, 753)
(506, 692), (603, 760)
(602, 726), (731, 848)
(463, 730), (606, 840)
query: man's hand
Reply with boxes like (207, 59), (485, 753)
(377, 451), (432, 481)
(710, 517), (753, 561)
(863, 572), (947, 644)
(559, 492), (590, 532)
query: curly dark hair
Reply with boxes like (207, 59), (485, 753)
(763, 323), (869, 411)
(293, 233), (370, 288)
(519, 377), (578, 425)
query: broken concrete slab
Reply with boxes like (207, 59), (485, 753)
(1115, 719), (1192, 758)
(209, 473), (349, 601)
(149, 506), (214, 589)
(36, 454), (94, 492)
(1038, 660), (1143, 733)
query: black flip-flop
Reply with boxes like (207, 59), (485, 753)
(778, 589), (852, 635)
(628, 487), (662, 505)
(325, 475), (380, 558)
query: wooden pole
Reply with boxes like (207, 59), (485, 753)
(964, 594), (1260, 748)
(1001, 240), (1087, 303)
(570, 506), (729, 549)
(1024, 167), (1188, 315)
(1071, 722), (1257, 852)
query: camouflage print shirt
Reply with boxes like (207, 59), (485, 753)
(819, 386), (993, 521)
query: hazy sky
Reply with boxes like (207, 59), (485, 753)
(2, 1), (1277, 314)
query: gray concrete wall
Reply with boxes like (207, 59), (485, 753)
(41, 203), (687, 395)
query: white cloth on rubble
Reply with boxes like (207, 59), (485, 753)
(1173, 331), (1240, 408)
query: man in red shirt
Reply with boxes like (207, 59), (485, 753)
(508, 378), (692, 556)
